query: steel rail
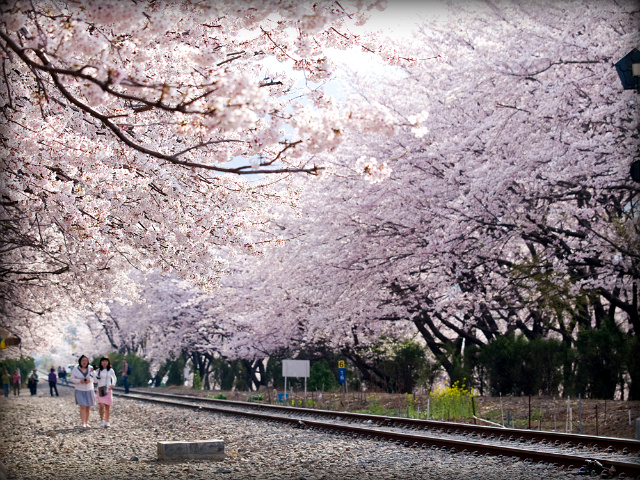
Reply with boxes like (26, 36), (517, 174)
(116, 389), (640, 478)
(117, 388), (640, 453)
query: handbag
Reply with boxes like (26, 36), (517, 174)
(98, 386), (108, 397)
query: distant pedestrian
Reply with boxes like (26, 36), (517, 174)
(28, 369), (38, 396)
(2, 369), (10, 397)
(57, 366), (68, 386)
(70, 355), (95, 428)
(11, 369), (21, 395)
(95, 357), (117, 427)
(48, 367), (59, 397)
(121, 359), (130, 394)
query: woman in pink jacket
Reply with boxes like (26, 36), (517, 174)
(94, 357), (117, 427)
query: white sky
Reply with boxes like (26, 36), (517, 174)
(259, 2), (450, 97)
(247, 1), (449, 75)
(230, 2), (450, 174)
(347, 1), (448, 37)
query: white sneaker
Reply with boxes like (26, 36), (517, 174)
(104, 422), (110, 427)
(100, 420), (105, 427)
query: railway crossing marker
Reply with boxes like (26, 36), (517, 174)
(338, 360), (346, 384)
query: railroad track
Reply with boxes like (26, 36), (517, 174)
(115, 388), (640, 478)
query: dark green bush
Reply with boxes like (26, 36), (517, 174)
(626, 336), (640, 400)
(574, 320), (626, 399)
(477, 334), (565, 396)
(308, 359), (340, 391)
(193, 371), (202, 390)
(93, 352), (151, 388)
(0, 356), (35, 382)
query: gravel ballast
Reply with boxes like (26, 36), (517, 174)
(0, 388), (581, 479)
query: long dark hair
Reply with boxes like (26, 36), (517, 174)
(98, 356), (112, 371)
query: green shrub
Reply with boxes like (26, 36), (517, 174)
(477, 334), (565, 396)
(308, 359), (340, 391)
(627, 336), (640, 401)
(428, 381), (474, 420)
(165, 356), (185, 386)
(193, 371), (202, 390)
(207, 393), (227, 400)
(382, 341), (431, 394)
(0, 356), (35, 383)
(93, 352), (151, 388)
(575, 319), (626, 399)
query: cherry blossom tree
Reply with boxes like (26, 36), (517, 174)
(0, 0), (396, 349)
(7, 0), (638, 398)
(183, 0), (639, 386)
(309, 0), (639, 384)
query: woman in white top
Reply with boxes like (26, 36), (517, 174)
(94, 356), (117, 427)
(70, 355), (95, 428)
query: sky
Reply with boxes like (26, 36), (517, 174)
(348, 0), (449, 37)
(226, 2), (451, 176)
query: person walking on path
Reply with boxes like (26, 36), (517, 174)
(95, 357), (117, 427)
(11, 369), (20, 395)
(70, 355), (95, 428)
(48, 367), (59, 397)
(2, 370), (11, 397)
(27, 369), (38, 396)
(58, 366), (68, 386)
(121, 359), (130, 394)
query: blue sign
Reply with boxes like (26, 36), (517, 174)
(338, 368), (346, 384)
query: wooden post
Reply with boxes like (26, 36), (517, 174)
(570, 407), (573, 433)
(579, 394), (583, 434)
(595, 405), (599, 436)
(528, 394), (532, 430)
(539, 409), (542, 431)
(472, 396), (477, 424)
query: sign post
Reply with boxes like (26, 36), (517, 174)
(337, 360), (346, 394)
(282, 360), (310, 405)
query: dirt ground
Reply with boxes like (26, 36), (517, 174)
(151, 386), (640, 440)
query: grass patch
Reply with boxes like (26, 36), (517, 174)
(207, 393), (228, 400)
(358, 395), (398, 416)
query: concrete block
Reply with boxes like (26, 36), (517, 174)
(157, 439), (225, 461)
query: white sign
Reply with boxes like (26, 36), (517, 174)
(282, 359), (310, 378)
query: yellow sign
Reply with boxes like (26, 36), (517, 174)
(338, 360), (345, 368)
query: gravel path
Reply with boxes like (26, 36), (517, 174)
(0, 387), (580, 480)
